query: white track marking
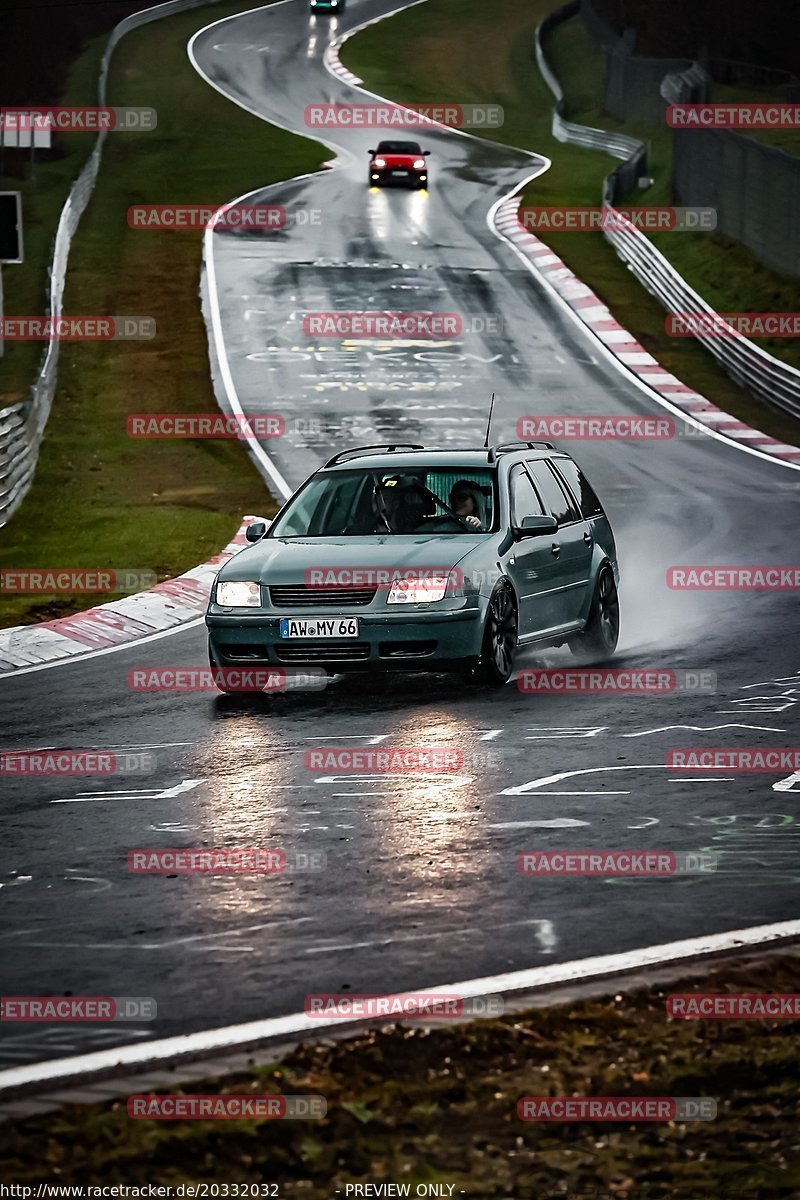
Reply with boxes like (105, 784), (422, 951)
(774, 771), (800, 792)
(621, 724), (787, 737)
(2, 919), (798, 1093)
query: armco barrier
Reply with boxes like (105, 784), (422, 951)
(0, 0), (224, 530)
(536, 4), (800, 422)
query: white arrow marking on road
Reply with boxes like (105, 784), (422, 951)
(489, 818), (591, 829)
(51, 779), (202, 804)
(501, 765), (667, 797)
(774, 771), (800, 792)
(525, 727), (608, 739)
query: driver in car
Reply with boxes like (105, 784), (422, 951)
(449, 480), (485, 530)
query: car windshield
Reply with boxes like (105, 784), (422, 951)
(270, 467), (497, 537)
(376, 141), (421, 155)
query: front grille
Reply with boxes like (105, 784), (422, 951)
(275, 642), (371, 663)
(269, 585), (376, 608)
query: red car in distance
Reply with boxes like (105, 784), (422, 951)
(368, 140), (430, 189)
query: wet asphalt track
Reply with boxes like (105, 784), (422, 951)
(1, 0), (799, 1068)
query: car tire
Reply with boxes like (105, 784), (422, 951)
(474, 581), (518, 686)
(569, 567), (620, 661)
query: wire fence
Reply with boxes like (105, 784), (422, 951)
(0, 0), (223, 530)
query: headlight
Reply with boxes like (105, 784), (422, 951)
(387, 575), (450, 604)
(374, 157), (386, 167)
(413, 159), (426, 169)
(216, 580), (261, 607)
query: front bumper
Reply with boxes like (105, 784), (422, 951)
(370, 168), (427, 187)
(207, 607), (482, 671)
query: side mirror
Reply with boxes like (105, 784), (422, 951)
(514, 514), (558, 538)
(368, 149), (376, 155)
(423, 149), (431, 155)
(246, 520), (267, 543)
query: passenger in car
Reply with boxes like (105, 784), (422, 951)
(449, 480), (485, 530)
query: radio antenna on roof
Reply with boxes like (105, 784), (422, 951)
(483, 392), (496, 449)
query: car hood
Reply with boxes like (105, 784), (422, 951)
(219, 535), (483, 585)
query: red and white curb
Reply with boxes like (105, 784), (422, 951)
(0, 517), (262, 675)
(323, 41), (362, 88)
(494, 195), (800, 465)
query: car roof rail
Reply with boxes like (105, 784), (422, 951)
(490, 440), (555, 461)
(323, 444), (425, 468)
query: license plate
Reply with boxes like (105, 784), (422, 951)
(279, 617), (359, 639)
(392, 170), (409, 177)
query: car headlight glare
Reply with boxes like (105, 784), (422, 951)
(374, 157), (386, 167)
(413, 159), (426, 169)
(387, 575), (449, 604)
(217, 580), (261, 607)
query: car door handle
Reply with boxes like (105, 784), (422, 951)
(583, 531), (593, 546)
(551, 542), (561, 558)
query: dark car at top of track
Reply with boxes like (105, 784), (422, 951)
(368, 141), (430, 189)
(206, 442), (620, 692)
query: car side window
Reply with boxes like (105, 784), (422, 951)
(526, 461), (579, 524)
(552, 457), (605, 519)
(509, 465), (544, 525)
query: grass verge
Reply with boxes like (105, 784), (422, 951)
(0, 0), (324, 628)
(1, 952), (798, 1194)
(341, 0), (800, 447)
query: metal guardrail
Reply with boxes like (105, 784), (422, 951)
(0, 0), (223, 529)
(535, 4), (800, 421)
